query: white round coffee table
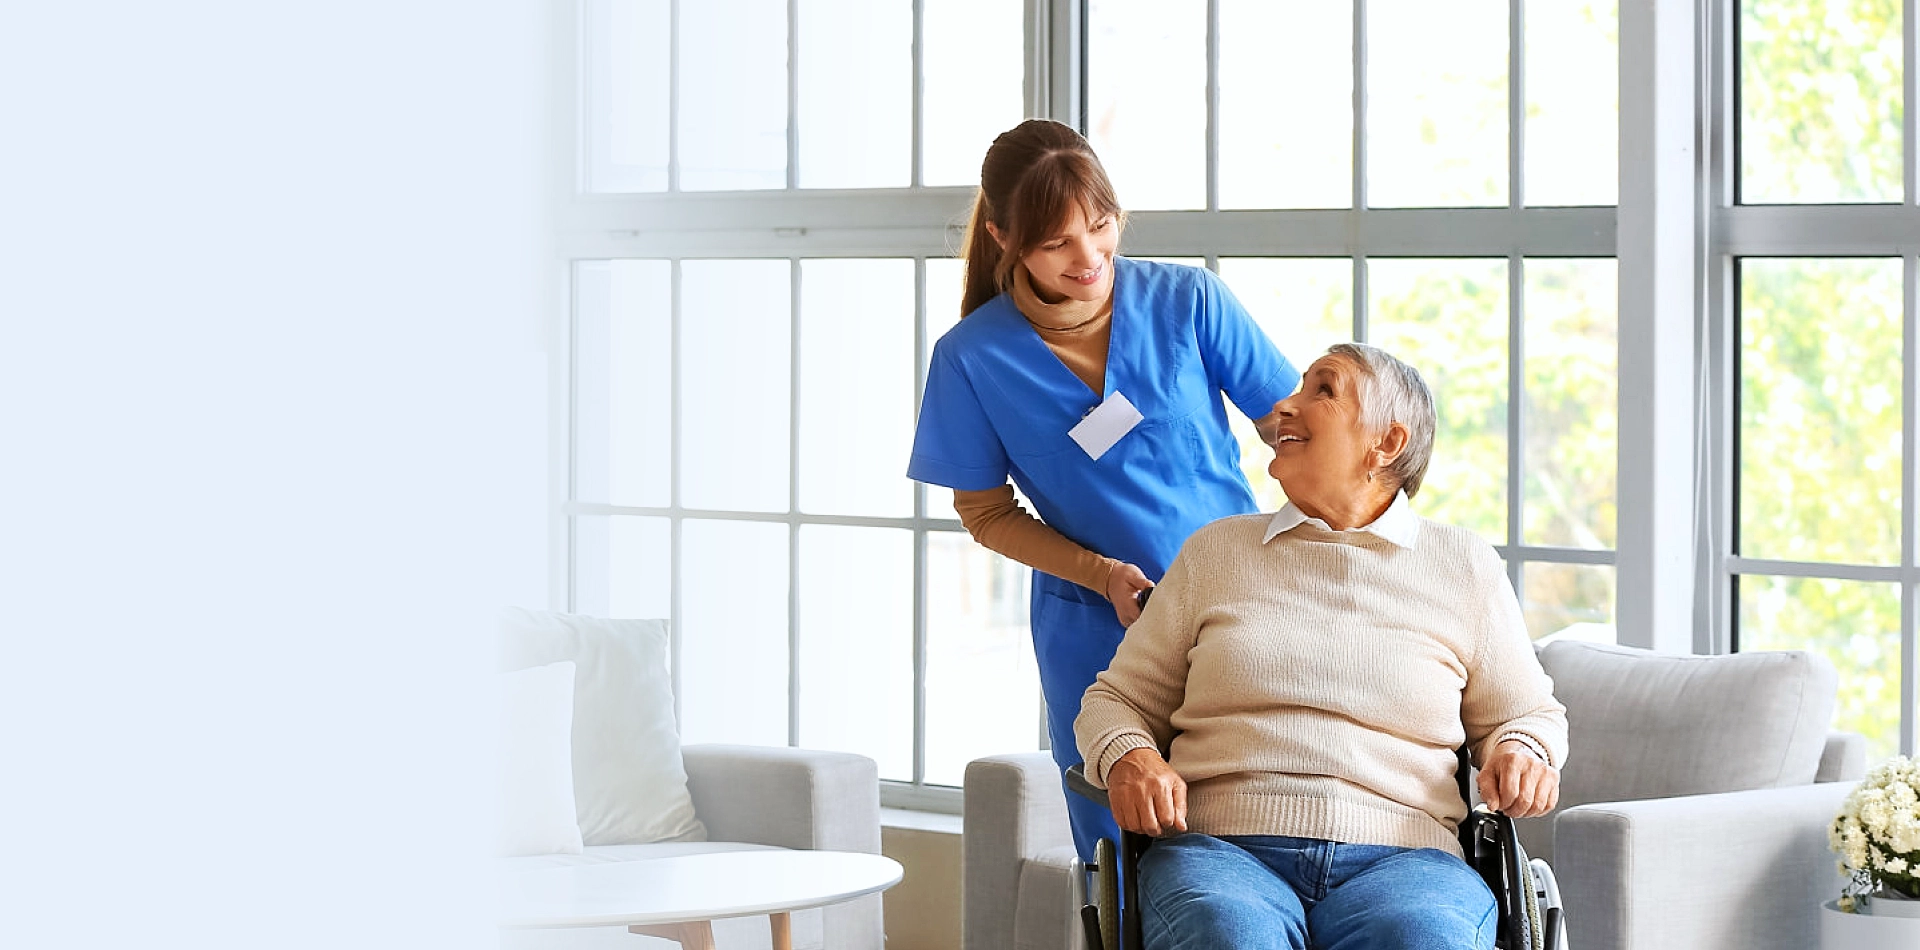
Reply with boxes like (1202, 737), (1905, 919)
(500, 849), (903, 950)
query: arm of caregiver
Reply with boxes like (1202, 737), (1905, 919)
(953, 485), (1152, 626)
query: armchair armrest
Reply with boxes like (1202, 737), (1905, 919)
(965, 752), (1072, 950)
(682, 744), (884, 950)
(681, 743), (882, 853)
(1554, 781), (1854, 950)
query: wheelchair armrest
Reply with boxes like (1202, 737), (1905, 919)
(1064, 763), (1111, 808)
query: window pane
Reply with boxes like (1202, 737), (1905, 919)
(572, 515), (672, 620)
(1523, 259), (1616, 548)
(1739, 575), (1900, 761)
(1217, 258), (1354, 510)
(575, 261), (671, 508)
(680, 519), (789, 746)
(1368, 259), (1510, 544)
(1522, 562), (1616, 643)
(924, 257), (966, 378)
(1525, 0), (1618, 206)
(1087, 0), (1207, 210)
(1219, 0), (1353, 210)
(925, 532), (1038, 786)
(800, 260), (915, 518)
(680, 0), (788, 191)
(922, 0), (1024, 187)
(1739, 258), (1901, 564)
(1739, 0), (1903, 204)
(1366, 0), (1508, 207)
(588, 0), (669, 192)
(798, 0), (909, 188)
(797, 526), (912, 780)
(682, 260), (791, 513)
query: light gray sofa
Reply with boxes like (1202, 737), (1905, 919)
(504, 743), (883, 950)
(963, 640), (1867, 950)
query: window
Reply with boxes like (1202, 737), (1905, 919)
(1085, 0), (1620, 641)
(1720, 0), (1917, 760)
(564, 0), (1624, 810)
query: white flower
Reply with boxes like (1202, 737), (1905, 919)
(1833, 755), (1920, 899)
(1889, 781), (1918, 809)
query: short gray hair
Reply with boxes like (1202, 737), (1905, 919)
(1326, 342), (1437, 499)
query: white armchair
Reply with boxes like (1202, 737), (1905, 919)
(498, 609), (885, 950)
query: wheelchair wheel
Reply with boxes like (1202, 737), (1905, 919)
(1093, 837), (1120, 950)
(1518, 859), (1542, 950)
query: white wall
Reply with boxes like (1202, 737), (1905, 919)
(0, 3), (553, 947)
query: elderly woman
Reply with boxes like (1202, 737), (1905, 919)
(1074, 342), (1567, 950)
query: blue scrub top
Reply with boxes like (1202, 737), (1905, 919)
(908, 257), (1299, 583)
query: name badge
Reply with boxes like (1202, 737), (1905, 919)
(1068, 390), (1144, 461)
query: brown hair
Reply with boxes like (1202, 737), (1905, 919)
(959, 119), (1125, 316)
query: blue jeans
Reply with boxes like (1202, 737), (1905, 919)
(1137, 833), (1496, 950)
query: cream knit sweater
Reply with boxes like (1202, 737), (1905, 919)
(1074, 508), (1568, 857)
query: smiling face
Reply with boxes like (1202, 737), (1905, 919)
(1267, 353), (1380, 522)
(1012, 203), (1118, 305)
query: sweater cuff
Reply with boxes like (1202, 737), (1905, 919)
(1092, 733), (1158, 787)
(1493, 732), (1553, 768)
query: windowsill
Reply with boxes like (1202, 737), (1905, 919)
(882, 806), (963, 835)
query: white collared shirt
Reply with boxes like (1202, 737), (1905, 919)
(1262, 489), (1422, 549)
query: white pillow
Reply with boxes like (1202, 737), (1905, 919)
(499, 608), (706, 846)
(497, 661), (584, 857)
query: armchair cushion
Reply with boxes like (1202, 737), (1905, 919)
(1539, 640), (1837, 808)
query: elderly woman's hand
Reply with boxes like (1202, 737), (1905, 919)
(1476, 740), (1560, 818)
(1106, 748), (1188, 836)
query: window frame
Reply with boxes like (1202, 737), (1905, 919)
(1705, 0), (1920, 756)
(556, 0), (1635, 812)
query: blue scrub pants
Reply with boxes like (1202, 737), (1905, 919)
(1137, 834), (1497, 950)
(1031, 576), (1127, 863)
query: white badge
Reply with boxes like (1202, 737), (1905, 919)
(1068, 390), (1144, 461)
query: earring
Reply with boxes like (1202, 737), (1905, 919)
(1366, 469), (1375, 482)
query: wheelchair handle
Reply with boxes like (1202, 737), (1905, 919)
(1064, 763), (1111, 808)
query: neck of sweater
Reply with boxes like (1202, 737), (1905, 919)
(1012, 264), (1111, 334)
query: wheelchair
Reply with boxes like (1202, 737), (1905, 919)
(1065, 747), (1562, 950)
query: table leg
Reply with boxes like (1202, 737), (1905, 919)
(628, 921), (717, 950)
(769, 912), (792, 950)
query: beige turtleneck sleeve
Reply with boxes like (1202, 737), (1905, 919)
(953, 485), (1116, 595)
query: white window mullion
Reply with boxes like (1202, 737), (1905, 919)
(788, 260), (803, 746)
(1615, 0), (1700, 652)
(1352, 0), (1368, 212)
(1906, 0), (1917, 208)
(669, 0), (681, 192)
(911, 0), (925, 188)
(1905, 252), (1919, 754)
(911, 257), (930, 787)
(1205, 0), (1220, 212)
(1507, 253), (1524, 595)
(786, 0), (800, 189)
(1506, 0), (1524, 592)
(670, 259), (686, 725)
